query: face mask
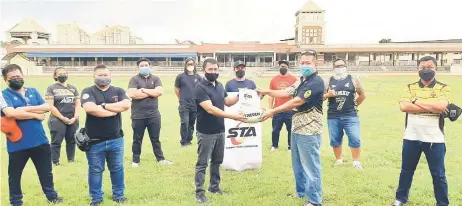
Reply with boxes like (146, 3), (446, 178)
(236, 70), (245, 78)
(186, 66), (194, 72)
(94, 77), (111, 87)
(8, 78), (24, 90)
(57, 75), (68, 83)
(419, 69), (435, 81)
(299, 66), (313, 77)
(205, 73), (219, 82)
(333, 67), (347, 79)
(280, 68), (288, 75)
(139, 67), (151, 76)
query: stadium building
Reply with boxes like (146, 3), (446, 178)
(2, 0), (462, 76)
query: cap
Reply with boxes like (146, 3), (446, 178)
(278, 60), (289, 66)
(1, 117), (22, 143)
(234, 60), (246, 68)
(445, 103), (461, 122)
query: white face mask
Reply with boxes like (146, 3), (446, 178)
(187, 66), (194, 72)
(333, 67), (347, 79)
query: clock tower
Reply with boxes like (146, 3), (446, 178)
(295, 0), (326, 45)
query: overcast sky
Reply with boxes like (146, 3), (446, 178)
(0, 0), (461, 44)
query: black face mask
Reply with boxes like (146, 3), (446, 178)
(8, 78), (24, 90)
(56, 75), (68, 83)
(280, 68), (288, 75)
(419, 69), (435, 81)
(236, 70), (245, 78)
(205, 73), (219, 82)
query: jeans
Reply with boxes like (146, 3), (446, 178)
(272, 111), (293, 149)
(179, 103), (197, 145)
(291, 133), (322, 205)
(195, 132), (225, 195)
(132, 117), (165, 163)
(49, 117), (78, 163)
(327, 116), (361, 148)
(86, 137), (125, 204)
(395, 140), (448, 206)
(8, 144), (58, 205)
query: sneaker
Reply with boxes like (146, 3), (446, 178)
(333, 159), (344, 165)
(288, 148), (291, 152)
(131, 162), (139, 167)
(90, 201), (102, 206)
(195, 193), (209, 204)
(392, 200), (404, 206)
(53, 162), (60, 166)
(11, 203), (23, 206)
(48, 196), (63, 204)
(353, 161), (364, 170)
(158, 160), (173, 165)
(208, 188), (226, 195)
(113, 197), (127, 204)
(68, 160), (75, 163)
(271, 147), (277, 151)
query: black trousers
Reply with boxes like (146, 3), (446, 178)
(132, 116), (165, 163)
(8, 144), (58, 205)
(179, 103), (197, 145)
(195, 132), (225, 195)
(48, 117), (78, 164)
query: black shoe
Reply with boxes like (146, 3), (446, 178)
(208, 188), (226, 195)
(392, 200), (405, 206)
(187, 141), (193, 145)
(48, 197), (63, 204)
(10, 203), (23, 206)
(53, 162), (60, 166)
(68, 160), (75, 163)
(90, 201), (103, 206)
(113, 197), (127, 204)
(196, 193), (209, 204)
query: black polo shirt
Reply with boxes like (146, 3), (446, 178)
(128, 74), (162, 119)
(81, 85), (129, 143)
(194, 78), (227, 134)
(174, 72), (202, 104)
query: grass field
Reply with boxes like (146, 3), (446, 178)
(1, 75), (462, 206)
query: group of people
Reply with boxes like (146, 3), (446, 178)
(0, 49), (459, 206)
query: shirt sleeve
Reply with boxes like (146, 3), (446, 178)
(0, 93), (8, 109)
(250, 80), (257, 90)
(128, 77), (138, 89)
(44, 85), (54, 100)
(154, 76), (163, 87)
(174, 74), (181, 88)
(117, 88), (130, 101)
(285, 80), (300, 96)
(72, 85), (80, 98)
(438, 85), (451, 103)
(81, 88), (96, 106)
(399, 86), (412, 103)
(224, 81), (230, 92)
(194, 85), (210, 104)
(33, 88), (46, 105)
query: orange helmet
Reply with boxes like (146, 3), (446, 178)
(1, 117), (22, 143)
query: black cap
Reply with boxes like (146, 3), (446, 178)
(234, 60), (246, 68)
(444, 103), (461, 122)
(278, 60), (289, 66)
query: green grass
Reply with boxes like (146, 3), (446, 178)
(1, 75), (462, 206)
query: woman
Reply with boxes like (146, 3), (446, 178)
(45, 67), (80, 166)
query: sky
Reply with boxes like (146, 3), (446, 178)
(0, 0), (461, 44)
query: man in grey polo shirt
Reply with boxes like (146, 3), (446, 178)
(127, 58), (172, 167)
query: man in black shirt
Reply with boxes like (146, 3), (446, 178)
(193, 58), (245, 204)
(174, 58), (201, 147)
(127, 58), (172, 167)
(81, 65), (131, 206)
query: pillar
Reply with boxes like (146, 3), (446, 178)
(345, 53), (349, 61)
(71, 57), (75, 66)
(286, 53), (289, 61)
(117, 57), (122, 66)
(368, 53), (371, 66)
(393, 53), (398, 66)
(94, 57), (98, 65)
(273, 52), (276, 66)
(440, 53), (444, 66)
(213, 53), (216, 59)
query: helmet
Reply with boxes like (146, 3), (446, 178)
(75, 128), (92, 152)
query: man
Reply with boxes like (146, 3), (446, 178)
(81, 65), (131, 206)
(174, 57), (201, 147)
(193, 58), (245, 204)
(268, 60), (297, 151)
(127, 58), (172, 166)
(225, 60), (257, 92)
(323, 59), (366, 170)
(1, 64), (63, 206)
(393, 56), (451, 206)
(259, 50), (324, 206)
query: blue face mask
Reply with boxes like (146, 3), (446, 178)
(299, 65), (313, 77)
(139, 67), (151, 75)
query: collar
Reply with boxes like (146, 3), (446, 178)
(301, 72), (318, 82)
(202, 77), (216, 86)
(418, 79), (437, 88)
(139, 73), (151, 79)
(7, 87), (28, 94)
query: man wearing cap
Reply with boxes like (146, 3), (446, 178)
(127, 58), (172, 167)
(268, 60), (297, 151)
(1, 64), (63, 206)
(392, 56), (451, 206)
(175, 57), (201, 147)
(225, 60), (257, 93)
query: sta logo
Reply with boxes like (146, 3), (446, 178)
(227, 125), (257, 146)
(243, 93), (253, 100)
(59, 97), (75, 104)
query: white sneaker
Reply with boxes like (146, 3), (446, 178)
(271, 147), (277, 151)
(131, 162), (139, 167)
(158, 160), (173, 165)
(334, 159), (344, 165)
(353, 161), (364, 170)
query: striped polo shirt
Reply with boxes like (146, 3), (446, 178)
(400, 79), (451, 143)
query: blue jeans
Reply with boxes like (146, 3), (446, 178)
(328, 116), (361, 148)
(86, 137), (125, 203)
(272, 111), (293, 149)
(291, 133), (322, 205)
(395, 140), (448, 206)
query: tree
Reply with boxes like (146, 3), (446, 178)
(379, 38), (392, 43)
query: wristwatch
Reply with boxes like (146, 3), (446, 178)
(101, 103), (107, 109)
(140, 88), (145, 93)
(412, 98), (417, 104)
